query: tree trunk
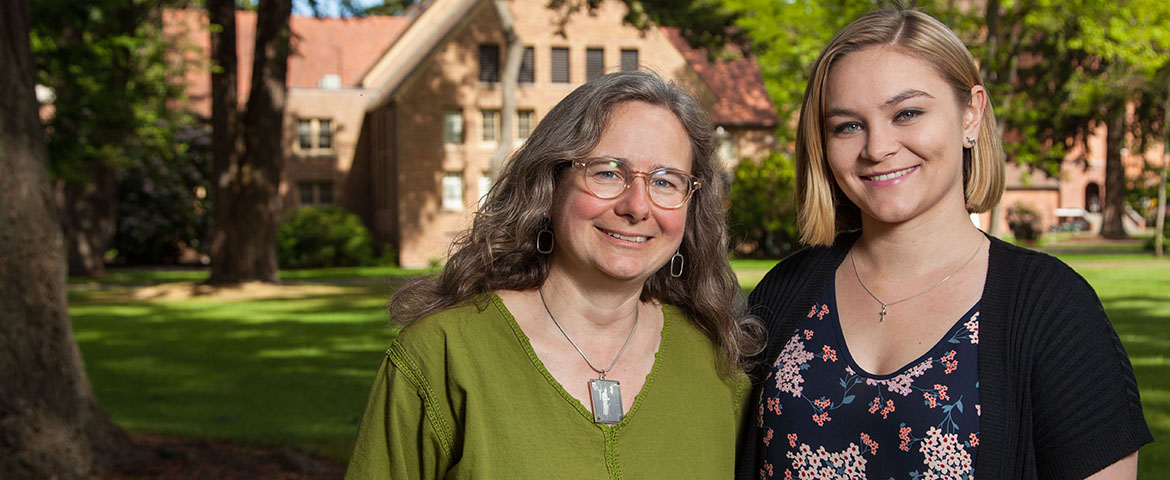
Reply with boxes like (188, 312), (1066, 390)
(1156, 89), (1169, 257)
(0, 0), (133, 477)
(981, 0), (1006, 236)
(208, 0), (290, 284)
(1100, 110), (1128, 238)
(490, 0), (522, 179)
(56, 164), (118, 278)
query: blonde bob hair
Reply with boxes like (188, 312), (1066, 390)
(795, 8), (1005, 246)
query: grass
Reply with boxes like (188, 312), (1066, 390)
(69, 253), (1169, 475)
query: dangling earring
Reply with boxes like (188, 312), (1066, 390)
(669, 249), (684, 278)
(536, 219), (554, 254)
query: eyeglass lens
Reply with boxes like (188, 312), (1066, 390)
(581, 158), (692, 208)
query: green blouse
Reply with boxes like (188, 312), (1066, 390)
(345, 293), (750, 479)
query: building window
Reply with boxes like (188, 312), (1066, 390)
(482, 109), (500, 143)
(517, 110), (535, 139)
(620, 49), (638, 72)
(478, 173), (492, 207)
(296, 118), (334, 153)
(519, 46), (535, 84)
(586, 48), (604, 80)
(479, 44), (500, 83)
(443, 109), (464, 144)
(442, 172), (464, 211)
(298, 181), (334, 205)
(551, 47), (569, 83)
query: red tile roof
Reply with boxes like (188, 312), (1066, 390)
(661, 27), (778, 128)
(164, 9), (407, 116)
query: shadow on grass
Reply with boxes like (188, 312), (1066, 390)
(71, 284), (403, 462)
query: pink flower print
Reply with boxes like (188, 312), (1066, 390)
(821, 344), (838, 362)
(763, 427), (774, 447)
(784, 470), (792, 480)
(774, 334), (816, 397)
(767, 396), (782, 415)
(864, 357), (933, 396)
(860, 433), (879, 454)
(880, 399), (895, 419)
(919, 427), (973, 477)
(787, 433), (798, 448)
(965, 311), (980, 344)
(761, 460), (774, 478)
(968, 433), (979, 447)
(868, 397), (881, 414)
(807, 305), (817, 318)
(923, 391), (938, 408)
(812, 412), (831, 426)
(942, 350), (958, 374)
(817, 304), (830, 320)
(898, 426), (912, 452)
(803, 329), (814, 340)
(935, 384), (949, 401)
(813, 397), (831, 410)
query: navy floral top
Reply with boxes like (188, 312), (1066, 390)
(757, 278), (981, 480)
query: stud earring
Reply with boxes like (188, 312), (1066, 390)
(965, 136), (977, 147)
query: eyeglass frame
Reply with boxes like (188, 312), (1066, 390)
(570, 157), (703, 209)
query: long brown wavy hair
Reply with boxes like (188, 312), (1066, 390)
(389, 71), (761, 370)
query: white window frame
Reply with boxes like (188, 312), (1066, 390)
(442, 172), (464, 211)
(294, 118), (335, 154)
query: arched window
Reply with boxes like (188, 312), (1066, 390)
(1085, 183), (1101, 213)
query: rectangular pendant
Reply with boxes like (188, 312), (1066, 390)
(588, 379), (624, 424)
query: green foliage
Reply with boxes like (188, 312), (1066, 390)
(30, 0), (193, 185)
(277, 206), (379, 268)
(1006, 202), (1044, 242)
(113, 125), (213, 265)
(727, 152), (799, 258)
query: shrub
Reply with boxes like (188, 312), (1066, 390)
(1006, 202), (1044, 242)
(278, 206), (376, 268)
(727, 152), (800, 258)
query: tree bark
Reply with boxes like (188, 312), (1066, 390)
(1100, 110), (1128, 238)
(490, 0), (523, 179)
(0, 0), (133, 477)
(1156, 89), (1169, 257)
(208, 0), (290, 284)
(57, 165), (118, 277)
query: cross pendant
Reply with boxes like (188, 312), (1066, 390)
(879, 304), (887, 322)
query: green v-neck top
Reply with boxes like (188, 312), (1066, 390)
(345, 293), (751, 479)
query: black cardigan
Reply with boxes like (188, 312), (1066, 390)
(736, 232), (1153, 479)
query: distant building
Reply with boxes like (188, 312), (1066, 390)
(168, 0), (778, 267)
(977, 121), (1159, 235)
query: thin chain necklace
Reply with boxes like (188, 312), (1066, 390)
(538, 287), (639, 424)
(850, 236), (986, 322)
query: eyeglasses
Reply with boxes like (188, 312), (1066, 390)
(571, 157), (702, 209)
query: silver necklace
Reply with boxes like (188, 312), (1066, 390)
(850, 237), (986, 322)
(538, 287), (638, 424)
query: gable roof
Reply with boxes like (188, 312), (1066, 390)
(164, 9), (408, 116)
(359, 0), (777, 128)
(660, 27), (778, 128)
(360, 0), (483, 110)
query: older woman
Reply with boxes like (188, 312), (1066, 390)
(346, 71), (757, 478)
(738, 9), (1152, 480)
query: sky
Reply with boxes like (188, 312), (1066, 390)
(292, 0), (387, 17)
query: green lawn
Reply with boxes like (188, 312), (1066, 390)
(70, 254), (1169, 475)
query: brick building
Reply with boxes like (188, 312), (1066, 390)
(170, 0), (778, 267)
